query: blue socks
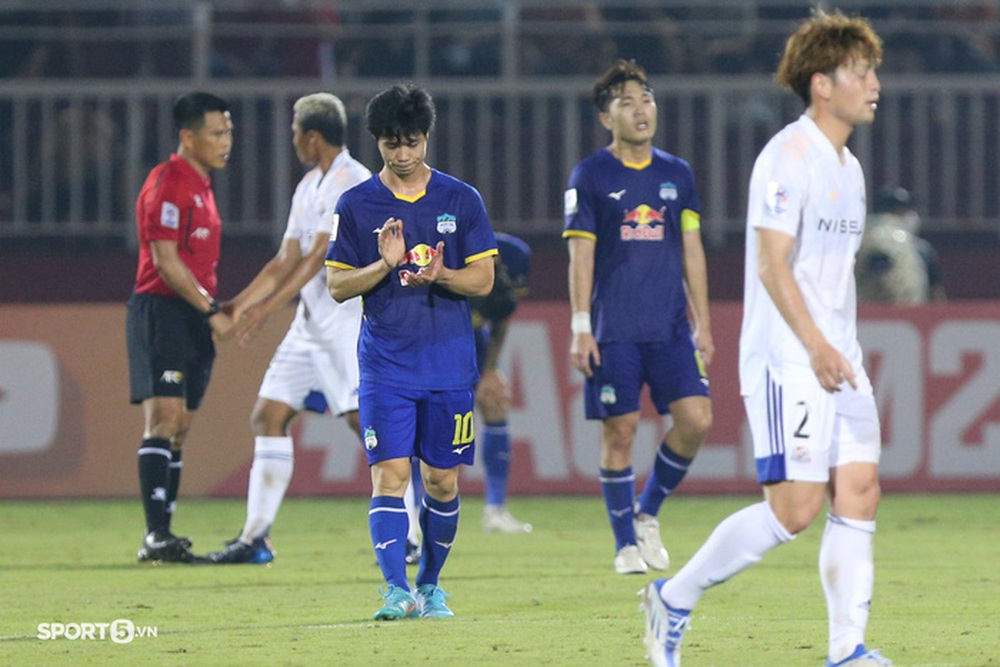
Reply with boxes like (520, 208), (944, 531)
(369, 496), (410, 589)
(482, 420), (511, 506)
(637, 443), (692, 517)
(600, 467), (636, 550)
(417, 495), (460, 587)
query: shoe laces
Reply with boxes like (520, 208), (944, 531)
(665, 611), (690, 648)
(420, 585), (449, 606)
(863, 649), (893, 666)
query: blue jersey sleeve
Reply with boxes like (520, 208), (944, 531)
(563, 162), (598, 240)
(459, 184), (498, 264)
(326, 195), (362, 270)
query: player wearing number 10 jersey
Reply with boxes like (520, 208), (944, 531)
(326, 84), (497, 620)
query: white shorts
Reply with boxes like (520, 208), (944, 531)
(258, 326), (359, 416)
(744, 364), (881, 484)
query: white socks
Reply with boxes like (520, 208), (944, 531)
(820, 514), (876, 663)
(404, 477), (420, 544)
(240, 436), (294, 542)
(662, 501), (794, 610)
(661, 504), (876, 665)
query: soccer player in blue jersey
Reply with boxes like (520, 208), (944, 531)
(403, 232), (532, 561)
(326, 84), (497, 620)
(472, 232), (534, 533)
(564, 60), (714, 575)
(402, 232), (531, 561)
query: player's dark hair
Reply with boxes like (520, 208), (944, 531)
(776, 8), (883, 106)
(469, 259), (518, 322)
(365, 84), (436, 140)
(294, 93), (347, 146)
(593, 59), (652, 113)
(173, 92), (230, 132)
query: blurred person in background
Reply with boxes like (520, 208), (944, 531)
(405, 231), (534, 554)
(205, 92), (370, 565)
(127, 92), (234, 564)
(856, 186), (945, 304)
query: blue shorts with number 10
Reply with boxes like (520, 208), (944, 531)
(584, 325), (709, 420)
(359, 381), (477, 469)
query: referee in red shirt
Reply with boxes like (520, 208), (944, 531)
(127, 92), (234, 563)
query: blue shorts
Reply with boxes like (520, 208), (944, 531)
(584, 334), (709, 420)
(358, 381), (476, 469)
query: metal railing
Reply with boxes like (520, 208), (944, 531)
(2, 75), (999, 245)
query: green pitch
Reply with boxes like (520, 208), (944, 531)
(1, 494), (996, 666)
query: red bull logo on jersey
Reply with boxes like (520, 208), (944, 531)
(620, 204), (666, 241)
(398, 243), (439, 285)
(402, 243), (437, 267)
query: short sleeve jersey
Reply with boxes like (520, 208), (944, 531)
(563, 147), (702, 342)
(325, 169), (498, 390)
(739, 115), (867, 393)
(133, 154), (222, 298)
(283, 149), (371, 341)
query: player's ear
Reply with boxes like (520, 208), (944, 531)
(598, 111), (614, 131)
(811, 70), (834, 103)
(178, 127), (194, 150)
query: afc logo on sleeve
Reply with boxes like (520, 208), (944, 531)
(564, 188), (578, 217)
(765, 181), (789, 215)
(160, 202), (180, 229)
(330, 213), (340, 241)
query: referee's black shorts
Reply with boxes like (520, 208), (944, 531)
(126, 292), (216, 410)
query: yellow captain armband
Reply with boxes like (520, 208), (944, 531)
(680, 209), (701, 233)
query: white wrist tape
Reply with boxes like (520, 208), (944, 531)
(571, 311), (592, 335)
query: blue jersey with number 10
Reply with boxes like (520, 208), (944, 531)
(326, 170), (497, 390)
(563, 147), (702, 343)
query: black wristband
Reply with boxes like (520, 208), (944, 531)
(205, 300), (220, 318)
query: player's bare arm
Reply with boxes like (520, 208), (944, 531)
(326, 218), (403, 302)
(567, 235), (600, 377)
(236, 233), (331, 346)
(150, 238), (234, 340)
(227, 236), (302, 343)
(681, 227), (714, 366)
(756, 228), (856, 392)
(476, 317), (512, 418)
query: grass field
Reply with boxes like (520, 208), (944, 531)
(1, 493), (996, 666)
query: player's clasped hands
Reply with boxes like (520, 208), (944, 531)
(233, 300), (270, 346)
(208, 304), (237, 342)
(404, 241), (446, 287)
(378, 217), (406, 270)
